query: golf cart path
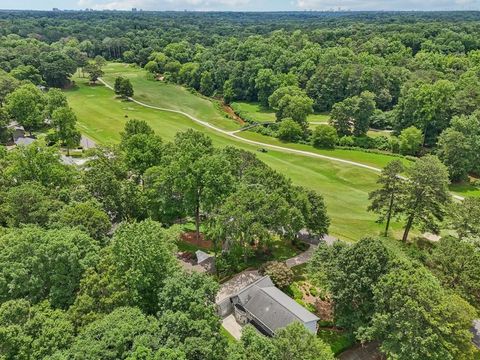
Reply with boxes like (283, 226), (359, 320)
(98, 78), (464, 201)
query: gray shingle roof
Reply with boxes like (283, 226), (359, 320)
(473, 320), (480, 349)
(237, 276), (319, 333)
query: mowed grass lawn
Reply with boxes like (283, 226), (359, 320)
(231, 101), (330, 123)
(101, 63), (241, 132)
(66, 77), (403, 241)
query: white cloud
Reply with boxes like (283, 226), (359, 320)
(296, 0), (480, 10)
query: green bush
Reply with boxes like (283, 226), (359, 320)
(276, 118), (304, 142)
(312, 125), (338, 149)
(259, 261), (294, 289)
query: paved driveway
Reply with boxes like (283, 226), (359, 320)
(216, 270), (261, 303)
(222, 314), (243, 340)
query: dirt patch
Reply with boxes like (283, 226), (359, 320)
(222, 103), (246, 125)
(181, 231), (213, 250)
(315, 298), (334, 322)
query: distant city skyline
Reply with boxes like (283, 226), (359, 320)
(1, 0), (480, 12)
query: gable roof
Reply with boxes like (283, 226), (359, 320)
(236, 276), (319, 333)
(473, 320), (480, 349)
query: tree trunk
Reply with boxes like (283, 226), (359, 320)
(195, 203), (201, 245)
(402, 215), (414, 242)
(384, 193), (395, 237)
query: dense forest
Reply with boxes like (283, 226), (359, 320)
(1, 10), (480, 360)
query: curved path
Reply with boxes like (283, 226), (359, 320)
(98, 78), (465, 201)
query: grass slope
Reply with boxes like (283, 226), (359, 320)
(67, 77), (399, 241)
(101, 63), (240, 131)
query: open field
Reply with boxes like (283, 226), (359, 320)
(231, 101), (330, 123)
(66, 65), (479, 240)
(101, 63), (241, 132)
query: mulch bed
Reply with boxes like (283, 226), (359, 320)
(181, 231), (213, 250)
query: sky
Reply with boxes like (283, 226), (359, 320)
(1, 0), (480, 12)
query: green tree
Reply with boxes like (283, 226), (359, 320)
(394, 80), (455, 146)
(110, 220), (179, 314)
(276, 118), (303, 142)
(157, 271), (226, 360)
(10, 65), (43, 85)
(228, 325), (278, 360)
(429, 236), (480, 307)
(0, 71), (20, 105)
(83, 147), (146, 221)
(368, 160), (405, 236)
(210, 186), (302, 262)
(0, 299), (74, 360)
(399, 155), (451, 242)
(5, 83), (45, 133)
(1, 181), (61, 227)
(323, 238), (391, 332)
(274, 322), (334, 360)
(114, 77), (134, 98)
(361, 264), (477, 360)
(49, 200), (111, 241)
(84, 62), (104, 84)
(256, 69), (279, 107)
(355, 91), (377, 136)
(121, 119), (154, 141)
(51, 107), (81, 154)
(200, 71), (215, 96)
(0, 226), (98, 308)
(269, 86), (313, 128)
(448, 198), (480, 242)
(312, 125), (338, 149)
(398, 126), (423, 156)
(39, 51), (77, 88)
(62, 307), (163, 360)
(437, 128), (471, 181)
(155, 130), (233, 241)
(121, 132), (163, 176)
(330, 92), (376, 137)
(2, 140), (75, 188)
(44, 88), (68, 119)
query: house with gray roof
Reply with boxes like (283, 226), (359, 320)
(473, 320), (480, 349)
(217, 276), (319, 336)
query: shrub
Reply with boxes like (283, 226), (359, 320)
(259, 261), (294, 289)
(389, 136), (400, 153)
(399, 126), (423, 155)
(312, 125), (338, 149)
(276, 118), (304, 142)
(353, 136), (375, 149)
(338, 136), (355, 147)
